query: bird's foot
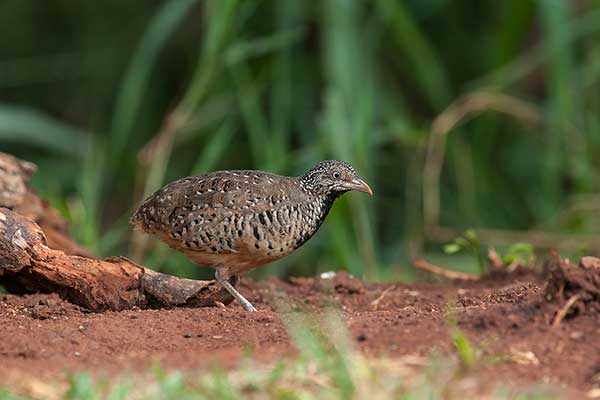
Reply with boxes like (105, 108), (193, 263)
(215, 270), (258, 312)
(242, 301), (258, 312)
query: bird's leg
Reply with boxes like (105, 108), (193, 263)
(228, 275), (239, 288)
(215, 269), (257, 312)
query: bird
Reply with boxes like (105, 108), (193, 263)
(130, 160), (372, 311)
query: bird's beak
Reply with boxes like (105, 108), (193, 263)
(343, 178), (373, 196)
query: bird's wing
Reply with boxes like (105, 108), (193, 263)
(131, 171), (306, 236)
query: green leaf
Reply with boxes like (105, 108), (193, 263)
(65, 373), (100, 400)
(502, 242), (534, 264)
(464, 229), (478, 242)
(507, 242), (533, 254)
(443, 243), (461, 254)
(454, 237), (469, 248)
(452, 329), (477, 370)
(225, 29), (304, 66)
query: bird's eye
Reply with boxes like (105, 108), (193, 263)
(332, 172), (341, 179)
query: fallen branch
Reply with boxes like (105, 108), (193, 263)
(0, 207), (233, 311)
(0, 152), (92, 257)
(413, 260), (480, 281)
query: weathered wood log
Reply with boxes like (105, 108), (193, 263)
(0, 207), (234, 311)
(0, 152), (92, 257)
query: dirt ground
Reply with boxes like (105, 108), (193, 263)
(1, 267), (599, 398)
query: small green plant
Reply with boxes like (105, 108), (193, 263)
(501, 242), (535, 266)
(443, 229), (486, 274)
(282, 308), (356, 399)
(445, 302), (480, 371)
(451, 329), (478, 371)
(64, 373), (99, 400)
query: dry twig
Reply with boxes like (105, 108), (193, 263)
(422, 90), (600, 251)
(370, 285), (396, 309)
(413, 260), (480, 281)
(552, 294), (581, 328)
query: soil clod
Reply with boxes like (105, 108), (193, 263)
(545, 256), (600, 322)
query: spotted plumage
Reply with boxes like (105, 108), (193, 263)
(131, 160), (372, 311)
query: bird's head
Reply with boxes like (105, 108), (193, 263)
(300, 160), (373, 198)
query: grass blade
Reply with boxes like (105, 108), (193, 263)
(110, 0), (197, 158)
(0, 104), (86, 156)
(190, 120), (236, 174)
(375, 0), (452, 109)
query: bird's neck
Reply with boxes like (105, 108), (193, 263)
(323, 191), (343, 207)
(296, 177), (344, 223)
(288, 191), (343, 251)
(311, 192), (341, 226)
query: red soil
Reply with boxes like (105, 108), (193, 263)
(1, 268), (599, 397)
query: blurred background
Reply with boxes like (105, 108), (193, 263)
(2, 0), (600, 281)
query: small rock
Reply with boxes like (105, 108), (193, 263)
(580, 257), (600, 270)
(587, 388), (600, 398)
(183, 333), (193, 338)
(356, 334), (367, 342)
(214, 301), (227, 309)
(212, 335), (223, 339)
(320, 271), (336, 280)
(74, 352), (81, 357)
(510, 350), (539, 365)
(570, 331), (583, 340)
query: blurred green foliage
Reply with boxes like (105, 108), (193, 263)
(2, 0), (600, 280)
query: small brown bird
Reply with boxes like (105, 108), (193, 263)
(131, 160), (372, 311)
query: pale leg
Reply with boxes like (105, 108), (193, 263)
(215, 269), (257, 312)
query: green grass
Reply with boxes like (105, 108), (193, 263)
(0, 357), (559, 400)
(2, 1), (600, 279)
